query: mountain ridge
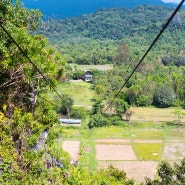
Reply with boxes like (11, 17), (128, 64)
(22, 0), (174, 18)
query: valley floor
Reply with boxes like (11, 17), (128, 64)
(59, 120), (185, 183)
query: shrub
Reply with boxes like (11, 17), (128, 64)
(174, 56), (185, 66)
(114, 99), (130, 118)
(107, 116), (122, 126)
(153, 86), (176, 108)
(91, 99), (103, 115)
(88, 114), (108, 128)
(183, 102), (185, 109)
(136, 95), (152, 106)
(57, 94), (74, 116)
(161, 56), (185, 67)
(70, 107), (89, 119)
(161, 56), (173, 66)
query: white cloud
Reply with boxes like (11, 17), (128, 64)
(161, 0), (181, 3)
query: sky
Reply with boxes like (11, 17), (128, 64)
(161, 0), (181, 3)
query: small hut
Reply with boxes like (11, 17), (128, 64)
(84, 70), (93, 82)
(59, 119), (81, 126)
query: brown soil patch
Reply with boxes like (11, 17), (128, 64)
(99, 161), (158, 183)
(96, 144), (136, 160)
(62, 141), (80, 160)
(163, 143), (185, 160)
(133, 140), (162, 143)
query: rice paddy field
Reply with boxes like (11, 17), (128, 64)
(52, 81), (185, 183)
(59, 124), (185, 183)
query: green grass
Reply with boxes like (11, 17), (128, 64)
(80, 138), (97, 171)
(62, 127), (81, 139)
(131, 130), (165, 140)
(92, 126), (131, 139)
(50, 81), (94, 108)
(133, 143), (163, 160)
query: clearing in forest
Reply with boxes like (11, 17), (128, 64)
(50, 81), (94, 108)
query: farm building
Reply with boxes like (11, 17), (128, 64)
(83, 70), (93, 82)
(59, 119), (81, 125)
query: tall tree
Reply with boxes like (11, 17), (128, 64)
(115, 41), (130, 65)
(0, 0), (65, 115)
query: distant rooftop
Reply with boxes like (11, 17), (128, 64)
(59, 119), (81, 124)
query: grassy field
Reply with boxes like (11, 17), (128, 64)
(69, 64), (113, 71)
(59, 118), (185, 182)
(49, 81), (94, 108)
(129, 107), (185, 123)
(132, 143), (163, 160)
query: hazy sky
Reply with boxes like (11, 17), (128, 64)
(161, 0), (181, 3)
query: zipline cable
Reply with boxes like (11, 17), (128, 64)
(104, 0), (185, 112)
(0, 21), (64, 101)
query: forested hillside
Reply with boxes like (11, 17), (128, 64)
(41, 6), (180, 39)
(38, 5), (185, 110)
(22, 0), (168, 18)
(39, 6), (185, 65)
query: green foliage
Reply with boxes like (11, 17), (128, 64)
(136, 95), (152, 107)
(40, 6), (178, 40)
(0, 0), (65, 113)
(133, 143), (162, 160)
(114, 98), (130, 118)
(66, 66), (84, 80)
(145, 159), (185, 185)
(161, 56), (185, 67)
(115, 41), (131, 65)
(2, 1), (185, 184)
(0, 2), (69, 184)
(66, 165), (134, 185)
(36, 96), (60, 126)
(70, 107), (89, 119)
(153, 86), (176, 108)
(57, 94), (74, 116)
(91, 99), (104, 115)
(0, 112), (16, 164)
(107, 116), (123, 126)
(88, 114), (108, 128)
(39, 5), (185, 67)
(12, 108), (44, 148)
